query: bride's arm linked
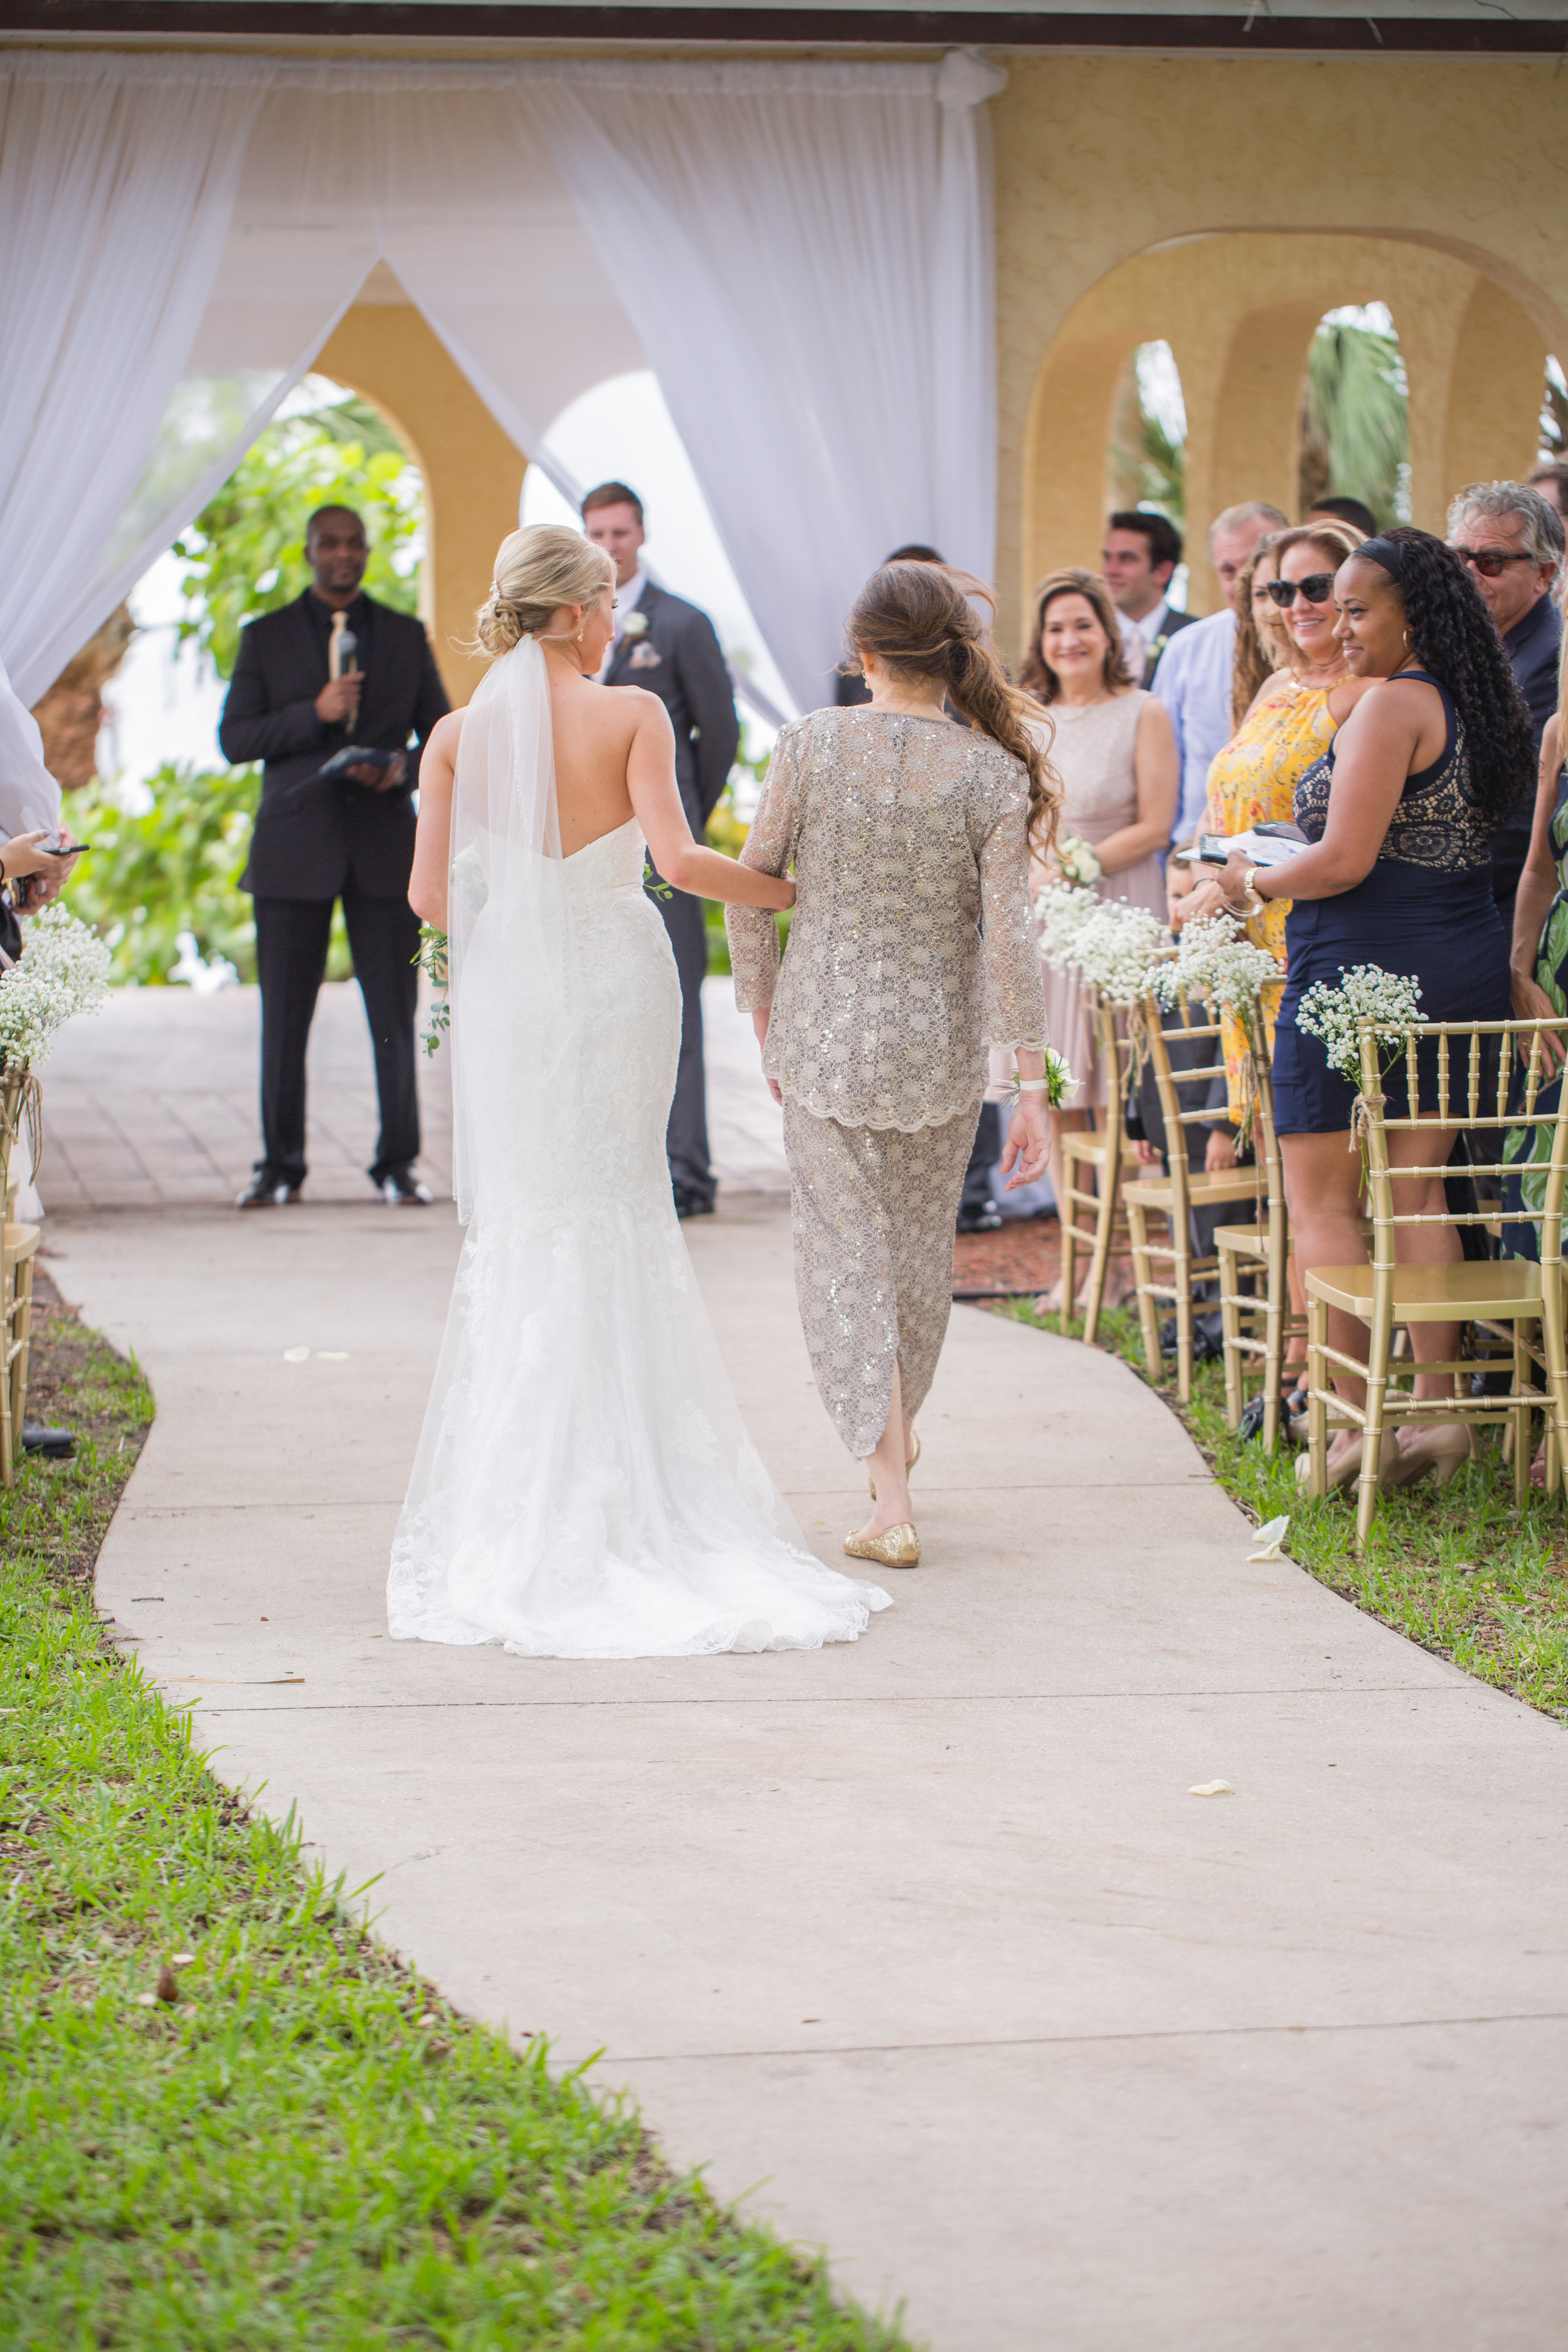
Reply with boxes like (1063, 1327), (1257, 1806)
(724, 728), (801, 1108)
(629, 697), (793, 911)
(408, 707), (464, 933)
(980, 798), (1054, 1190)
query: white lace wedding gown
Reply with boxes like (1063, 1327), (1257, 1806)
(387, 642), (891, 1659)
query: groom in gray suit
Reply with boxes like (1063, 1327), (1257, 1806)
(583, 480), (740, 1219)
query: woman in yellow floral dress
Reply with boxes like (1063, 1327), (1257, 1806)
(1173, 521), (1375, 1120)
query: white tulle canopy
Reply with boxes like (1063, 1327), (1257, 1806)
(0, 45), (1006, 714)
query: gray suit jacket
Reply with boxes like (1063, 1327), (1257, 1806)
(602, 580), (739, 829)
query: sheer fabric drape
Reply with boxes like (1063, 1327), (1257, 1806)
(0, 51), (1004, 715)
(0, 55), (268, 704)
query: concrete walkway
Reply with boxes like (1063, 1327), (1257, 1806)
(48, 1174), (1568, 2348)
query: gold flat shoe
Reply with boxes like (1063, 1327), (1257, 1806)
(844, 1522), (920, 1569)
(868, 1428), (920, 1500)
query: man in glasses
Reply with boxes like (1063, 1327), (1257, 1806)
(1447, 480), (1565, 920)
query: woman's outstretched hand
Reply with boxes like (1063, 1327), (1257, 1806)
(752, 1007), (783, 1104)
(1511, 970), (1568, 1077)
(1000, 1094), (1051, 1189)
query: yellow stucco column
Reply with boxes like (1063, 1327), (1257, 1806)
(315, 300), (527, 706)
(1441, 278), (1549, 516)
(993, 58), (1568, 659)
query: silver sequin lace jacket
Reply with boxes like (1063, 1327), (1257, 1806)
(726, 708), (1049, 1131)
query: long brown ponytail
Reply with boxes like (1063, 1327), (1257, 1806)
(845, 561), (1061, 853)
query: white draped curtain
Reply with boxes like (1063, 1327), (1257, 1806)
(0, 48), (1006, 716)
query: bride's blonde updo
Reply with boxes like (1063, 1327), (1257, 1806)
(474, 525), (615, 656)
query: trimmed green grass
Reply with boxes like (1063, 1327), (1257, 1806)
(2, 1303), (914, 2350)
(997, 1296), (1568, 1726)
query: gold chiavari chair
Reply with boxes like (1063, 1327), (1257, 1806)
(0, 1066), (40, 1486)
(1206, 975), (1296, 1449)
(1123, 989), (1269, 1402)
(1056, 986), (1145, 1345)
(1301, 1015), (1568, 1550)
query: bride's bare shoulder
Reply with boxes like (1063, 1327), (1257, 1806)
(592, 681), (674, 739)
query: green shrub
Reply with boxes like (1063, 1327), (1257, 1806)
(66, 763), (259, 987)
(64, 766), (357, 990)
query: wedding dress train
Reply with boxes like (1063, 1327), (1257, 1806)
(388, 642), (889, 1658)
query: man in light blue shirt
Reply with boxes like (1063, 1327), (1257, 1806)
(1154, 501), (1288, 843)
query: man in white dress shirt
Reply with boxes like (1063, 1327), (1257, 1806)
(1102, 510), (1195, 687)
(1153, 501), (1288, 844)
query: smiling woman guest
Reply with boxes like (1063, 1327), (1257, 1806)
(1172, 521), (1373, 1152)
(1215, 527), (1536, 1491)
(1020, 568), (1178, 1241)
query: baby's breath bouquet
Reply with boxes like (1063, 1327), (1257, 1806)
(1295, 963), (1423, 1096)
(1035, 882), (1099, 972)
(1157, 912), (1285, 1023)
(1036, 887), (1165, 1006)
(0, 903), (112, 1073)
(1071, 899), (1168, 1006)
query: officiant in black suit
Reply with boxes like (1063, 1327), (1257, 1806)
(584, 480), (739, 1219)
(218, 504), (450, 1208)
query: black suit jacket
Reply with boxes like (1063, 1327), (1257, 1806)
(602, 580), (738, 829)
(219, 590), (450, 901)
(1141, 603), (1198, 687)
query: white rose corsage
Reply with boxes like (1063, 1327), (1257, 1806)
(1005, 1047), (1078, 1110)
(1054, 835), (1103, 890)
(622, 612), (650, 641)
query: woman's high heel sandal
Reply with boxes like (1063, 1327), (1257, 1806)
(1381, 1421), (1475, 1491)
(867, 1428), (920, 1500)
(844, 1523), (921, 1569)
(1295, 1426), (1399, 1492)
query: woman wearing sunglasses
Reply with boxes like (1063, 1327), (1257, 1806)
(1214, 527), (1535, 1492)
(1174, 524), (1374, 1135)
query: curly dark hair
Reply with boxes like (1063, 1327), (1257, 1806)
(1356, 525), (1537, 828)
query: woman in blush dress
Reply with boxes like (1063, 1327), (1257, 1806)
(1019, 568), (1177, 1278)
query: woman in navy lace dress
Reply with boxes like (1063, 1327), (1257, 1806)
(1212, 528), (1535, 1493)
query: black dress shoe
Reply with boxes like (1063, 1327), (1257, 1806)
(1159, 1315), (1224, 1364)
(376, 1167), (433, 1205)
(236, 1172), (301, 1209)
(956, 1200), (1003, 1234)
(672, 1185), (716, 1220)
(22, 1420), (74, 1459)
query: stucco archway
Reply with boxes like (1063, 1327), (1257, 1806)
(1017, 231), (1552, 637)
(314, 270), (529, 709)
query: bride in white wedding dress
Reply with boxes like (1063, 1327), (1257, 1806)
(387, 526), (891, 1658)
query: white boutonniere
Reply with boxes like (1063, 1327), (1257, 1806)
(622, 612), (650, 641)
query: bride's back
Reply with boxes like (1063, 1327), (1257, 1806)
(549, 664), (642, 858)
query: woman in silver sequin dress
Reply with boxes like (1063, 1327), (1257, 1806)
(728, 563), (1058, 1570)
